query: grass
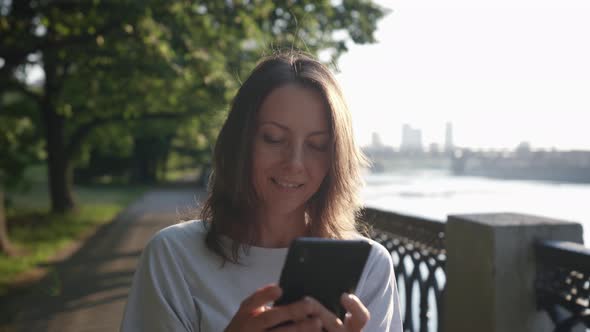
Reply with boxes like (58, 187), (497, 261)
(1, 166), (145, 296)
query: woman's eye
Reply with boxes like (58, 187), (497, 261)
(263, 134), (283, 144)
(309, 142), (329, 152)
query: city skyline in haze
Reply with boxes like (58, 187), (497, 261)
(335, 0), (590, 151)
(366, 123), (562, 153)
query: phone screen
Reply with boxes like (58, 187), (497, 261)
(274, 237), (372, 319)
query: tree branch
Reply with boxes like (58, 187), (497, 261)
(65, 112), (194, 158)
(0, 18), (126, 62)
(0, 78), (43, 104)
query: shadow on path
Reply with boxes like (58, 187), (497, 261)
(0, 188), (205, 332)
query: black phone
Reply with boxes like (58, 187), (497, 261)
(274, 237), (372, 320)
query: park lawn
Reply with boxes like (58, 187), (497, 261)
(0, 182), (145, 296)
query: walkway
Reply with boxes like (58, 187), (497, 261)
(1, 189), (204, 332)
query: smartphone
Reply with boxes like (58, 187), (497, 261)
(273, 237), (372, 320)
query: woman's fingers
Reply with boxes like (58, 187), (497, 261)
(341, 293), (370, 331)
(225, 284), (284, 332)
(300, 297), (345, 331)
(263, 296), (343, 331)
(256, 296), (312, 328)
(234, 290), (369, 332)
(238, 284), (282, 314)
(270, 317), (323, 332)
(259, 294), (370, 332)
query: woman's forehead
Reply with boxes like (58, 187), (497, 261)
(256, 84), (330, 132)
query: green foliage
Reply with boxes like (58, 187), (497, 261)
(0, 204), (120, 294)
(0, 0), (387, 207)
(0, 93), (44, 190)
(0, 184), (144, 295)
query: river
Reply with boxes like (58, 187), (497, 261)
(362, 169), (589, 247)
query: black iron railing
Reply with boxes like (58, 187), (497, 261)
(535, 240), (590, 332)
(361, 207), (447, 332)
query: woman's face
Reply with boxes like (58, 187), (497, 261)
(251, 83), (332, 216)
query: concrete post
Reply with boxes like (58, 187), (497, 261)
(443, 213), (584, 332)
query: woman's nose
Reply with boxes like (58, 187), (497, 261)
(283, 143), (305, 172)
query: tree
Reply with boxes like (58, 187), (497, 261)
(0, 92), (43, 255)
(0, 0), (386, 213)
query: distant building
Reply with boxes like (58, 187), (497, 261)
(400, 124), (423, 153)
(451, 146), (590, 183)
(371, 132), (383, 149)
(363, 132), (394, 172)
(429, 142), (441, 156)
(515, 141), (532, 158)
(444, 122), (454, 154)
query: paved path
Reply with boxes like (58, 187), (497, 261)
(1, 189), (204, 332)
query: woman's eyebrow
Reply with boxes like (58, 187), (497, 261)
(260, 121), (289, 130)
(308, 131), (330, 137)
(260, 121), (329, 136)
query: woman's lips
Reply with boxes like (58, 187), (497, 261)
(271, 177), (304, 189)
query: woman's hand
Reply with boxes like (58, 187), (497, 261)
(224, 285), (370, 332)
(339, 293), (370, 332)
(224, 284), (323, 331)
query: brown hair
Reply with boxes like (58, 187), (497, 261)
(200, 51), (368, 263)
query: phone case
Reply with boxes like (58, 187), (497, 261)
(274, 237), (372, 319)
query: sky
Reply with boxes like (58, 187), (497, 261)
(335, 0), (590, 151)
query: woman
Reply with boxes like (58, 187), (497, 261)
(121, 52), (402, 331)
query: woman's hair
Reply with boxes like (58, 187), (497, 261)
(200, 51), (368, 263)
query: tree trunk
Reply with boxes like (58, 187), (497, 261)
(0, 190), (18, 257)
(42, 53), (75, 213)
(132, 137), (160, 184)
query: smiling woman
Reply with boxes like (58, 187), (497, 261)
(202, 52), (369, 260)
(120, 51), (403, 332)
(251, 84), (332, 247)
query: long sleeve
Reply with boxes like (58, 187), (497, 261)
(120, 229), (199, 332)
(356, 241), (403, 332)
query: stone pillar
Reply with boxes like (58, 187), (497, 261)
(443, 213), (583, 332)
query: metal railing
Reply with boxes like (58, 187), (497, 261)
(361, 207), (447, 332)
(362, 208), (590, 332)
(535, 240), (590, 332)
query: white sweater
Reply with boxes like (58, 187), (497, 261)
(120, 220), (403, 331)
